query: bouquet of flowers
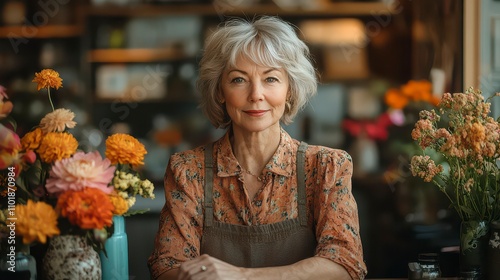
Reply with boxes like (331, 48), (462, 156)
(409, 87), (500, 223)
(0, 69), (155, 254)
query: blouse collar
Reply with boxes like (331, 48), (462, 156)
(215, 128), (296, 178)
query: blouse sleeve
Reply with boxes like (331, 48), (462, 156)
(147, 153), (204, 279)
(312, 149), (367, 280)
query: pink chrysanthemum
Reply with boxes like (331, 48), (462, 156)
(45, 151), (115, 195)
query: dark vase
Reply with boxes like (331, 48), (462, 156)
(487, 220), (500, 280)
(0, 243), (36, 280)
(460, 220), (490, 279)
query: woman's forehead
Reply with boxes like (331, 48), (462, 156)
(226, 53), (283, 70)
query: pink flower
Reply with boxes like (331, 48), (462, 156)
(0, 124), (21, 169)
(22, 150), (36, 164)
(387, 109), (405, 126)
(0, 85), (7, 100)
(45, 151), (115, 194)
(0, 85), (13, 119)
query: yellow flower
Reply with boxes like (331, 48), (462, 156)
(37, 132), (78, 163)
(105, 134), (147, 166)
(32, 69), (63, 91)
(15, 200), (60, 244)
(20, 127), (44, 151)
(39, 108), (77, 133)
(109, 194), (129, 215)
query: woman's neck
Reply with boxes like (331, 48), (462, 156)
(230, 125), (281, 174)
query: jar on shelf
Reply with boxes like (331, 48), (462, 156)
(487, 220), (500, 280)
(418, 253), (441, 279)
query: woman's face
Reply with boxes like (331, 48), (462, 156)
(220, 56), (289, 134)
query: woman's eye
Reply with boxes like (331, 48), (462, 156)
(231, 77), (245, 83)
(266, 77), (278, 83)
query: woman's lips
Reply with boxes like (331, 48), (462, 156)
(244, 110), (268, 117)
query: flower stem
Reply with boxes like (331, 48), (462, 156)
(47, 87), (55, 111)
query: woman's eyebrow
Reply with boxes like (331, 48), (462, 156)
(226, 68), (281, 75)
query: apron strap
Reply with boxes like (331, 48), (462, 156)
(204, 143), (214, 227)
(297, 141), (308, 227)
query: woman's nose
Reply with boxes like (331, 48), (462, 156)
(249, 81), (264, 102)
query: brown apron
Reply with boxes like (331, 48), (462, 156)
(201, 142), (317, 268)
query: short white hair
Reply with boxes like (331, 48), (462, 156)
(197, 16), (318, 128)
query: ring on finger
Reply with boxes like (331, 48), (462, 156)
(200, 265), (207, 272)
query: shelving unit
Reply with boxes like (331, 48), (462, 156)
(81, 2), (396, 17)
(87, 47), (187, 63)
(0, 25), (82, 38)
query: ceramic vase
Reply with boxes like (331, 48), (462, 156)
(487, 220), (500, 280)
(42, 235), (101, 280)
(100, 215), (129, 280)
(460, 220), (489, 278)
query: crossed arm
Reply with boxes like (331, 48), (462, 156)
(157, 255), (351, 280)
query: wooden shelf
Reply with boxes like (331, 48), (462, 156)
(87, 48), (188, 63)
(0, 25), (82, 38)
(83, 2), (395, 17)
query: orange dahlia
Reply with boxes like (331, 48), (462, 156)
(21, 127), (44, 151)
(32, 69), (63, 91)
(57, 188), (114, 230)
(15, 200), (60, 244)
(105, 133), (147, 166)
(37, 132), (78, 163)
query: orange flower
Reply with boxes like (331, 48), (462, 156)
(385, 80), (439, 109)
(384, 88), (408, 109)
(0, 173), (15, 197)
(109, 194), (129, 215)
(401, 80), (432, 100)
(57, 188), (114, 230)
(15, 200), (60, 244)
(21, 127), (44, 151)
(37, 132), (78, 163)
(0, 100), (13, 119)
(105, 133), (147, 166)
(32, 69), (63, 91)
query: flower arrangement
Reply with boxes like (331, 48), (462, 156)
(0, 69), (155, 253)
(384, 80), (440, 111)
(409, 87), (500, 223)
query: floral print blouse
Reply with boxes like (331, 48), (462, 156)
(148, 129), (367, 279)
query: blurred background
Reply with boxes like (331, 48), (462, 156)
(1, 0), (499, 278)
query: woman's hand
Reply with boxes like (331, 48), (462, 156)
(177, 254), (247, 280)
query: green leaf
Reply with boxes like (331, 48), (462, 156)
(123, 209), (150, 217)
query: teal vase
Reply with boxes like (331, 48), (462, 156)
(100, 215), (129, 280)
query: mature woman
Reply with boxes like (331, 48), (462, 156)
(148, 16), (367, 280)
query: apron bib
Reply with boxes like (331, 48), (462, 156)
(200, 142), (317, 267)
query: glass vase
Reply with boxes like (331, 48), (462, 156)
(460, 220), (490, 279)
(100, 215), (129, 280)
(487, 220), (500, 280)
(42, 235), (101, 280)
(0, 243), (36, 280)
